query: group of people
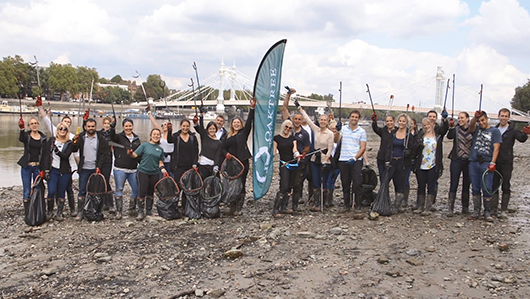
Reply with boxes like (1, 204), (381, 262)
(16, 93), (530, 224)
(17, 98), (256, 222)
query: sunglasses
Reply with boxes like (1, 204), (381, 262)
(58, 127), (68, 131)
(285, 126), (292, 129)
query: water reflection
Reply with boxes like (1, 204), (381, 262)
(0, 114), (378, 187)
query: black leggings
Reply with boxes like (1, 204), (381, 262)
(240, 159), (249, 194)
(101, 162), (113, 192)
(138, 171), (159, 198)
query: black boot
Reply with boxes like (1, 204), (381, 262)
(342, 190), (351, 212)
(431, 186), (438, 211)
(129, 197), (138, 217)
(23, 200), (29, 216)
(354, 193), (363, 213)
(292, 191), (300, 212)
(323, 189), (329, 208)
(483, 198), (493, 222)
(393, 193), (404, 214)
(107, 192), (116, 214)
(421, 194), (434, 216)
(234, 194), (245, 216)
(311, 189), (321, 212)
(413, 194), (425, 214)
(446, 192), (456, 217)
(55, 198), (65, 221)
(115, 196), (123, 220)
(500, 193), (511, 211)
(76, 197), (85, 221)
(136, 198), (145, 221)
(273, 192), (282, 217)
(146, 196), (154, 216)
(402, 185), (410, 208)
(469, 195), (481, 220)
(46, 198), (54, 220)
(490, 192), (499, 217)
(280, 193), (292, 214)
(327, 190), (334, 207)
(461, 192), (470, 214)
(67, 192), (76, 217)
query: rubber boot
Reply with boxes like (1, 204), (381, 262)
(431, 186), (438, 211)
(67, 192), (76, 217)
(280, 193), (293, 214)
(500, 193), (510, 212)
(489, 192), (499, 217)
(227, 199), (237, 216)
(461, 193), (470, 214)
(421, 194), (434, 216)
(273, 192), (282, 217)
(393, 193), (404, 214)
(483, 198), (493, 222)
(129, 197), (138, 217)
(446, 192), (456, 217)
(292, 191), (300, 212)
(326, 190), (334, 207)
(234, 194), (245, 216)
(413, 194), (425, 214)
(146, 196), (154, 216)
(23, 200), (29, 216)
(46, 198), (55, 220)
(469, 195), (481, 220)
(55, 198), (65, 221)
(115, 196), (123, 220)
(107, 192), (116, 214)
(342, 190), (352, 213)
(402, 185), (410, 208)
(323, 189), (329, 208)
(136, 198), (145, 221)
(75, 197), (85, 221)
(354, 193), (363, 213)
(310, 189), (321, 212)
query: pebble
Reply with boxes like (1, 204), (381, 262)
(406, 258), (423, 266)
(225, 249), (243, 259)
(123, 288), (130, 293)
(314, 235), (327, 240)
(96, 256), (112, 263)
(455, 222), (464, 228)
(207, 289), (226, 298)
(296, 232), (316, 238)
(406, 248), (420, 256)
(125, 222), (135, 227)
(377, 256), (389, 264)
(498, 243), (509, 252)
(329, 227), (343, 235)
(494, 264), (503, 270)
(491, 275), (504, 282)
(195, 289), (204, 297)
(260, 223), (272, 230)
(94, 252), (108, 258)
(41, 267), (58, 276)
(426, 246), (435, 252)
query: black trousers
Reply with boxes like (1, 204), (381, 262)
(493, 162), (513, 196)
(138, 171), (159, 198)
(338, 160), (364, 206)
(386, 158), (407, 194)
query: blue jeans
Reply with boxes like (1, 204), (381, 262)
(47, 167), (72, 199)
(21, 165), (40, 199)
(469, 161), (493, 197)
(326, 168), (340, 190)
(310, 162), (331, 189)
(449, 159), (470, 194)
(78, 168), (96, 197)
(114, 169), (138, 198)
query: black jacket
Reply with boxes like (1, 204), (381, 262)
(40, 137), (75, 174)
(384, 128), (415, 167)
(110, 129), (141, 170)
(412, 131), (444, 177)
(495, 122), (528, 164)
(73, 131), (111, 170)
(195, 115), (223, 167)
(167, 129), (199, 171)
(372, 121), (395, 161)
(223, 108), (254, 161)
(447, 124), (472, 160)
(17, 130), (47, 168)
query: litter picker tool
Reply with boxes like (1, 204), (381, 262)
(189, 78), (197, 115)
(192, 62), (204, 114)
(108, 141), (125, 149)
(339, 81), (342, 125)
(387, 95), (394, 114)
(451, 74), (455, 118)
(366, 84), (376, 114)
(160, 80), (170, 121)
(133, 70), (150, 111)
(478, 84), (483, 111)
(443, 78), (450, 112)
(280, 148), (328, 166)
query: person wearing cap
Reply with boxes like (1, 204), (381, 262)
(110, 118), (141, 219)
(468, 111), (502, 222)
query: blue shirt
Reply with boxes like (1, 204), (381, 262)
(469, 126), (502, 163)
(339, 125), (366, 161)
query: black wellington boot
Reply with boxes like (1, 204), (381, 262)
(311, 189), (321, 212)
(146, 196), (154, 216)
(446, 192), (456, 217)
(490, 192), (499, 217)
(76, 197), (85, 221)
(461, 192), (470, 214)
(402, 185), (410, 208)
(107, 192), (116, 214)
(115, 196), (123, 220)
(46, 198), (54, 220)
(413, 194), (425, 214)
(484, 199), (493, 222)
(469, 195), (481, 220)
(129, 197), (138, 217)
(136, 198), (145, 221)
(23, 200), (29, 216)
(273, 192), (282, 217)
(55, 198), (65, 221)
(67, 192), (76, 217)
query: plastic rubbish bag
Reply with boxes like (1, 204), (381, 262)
(155, 176), (181, 220)
(83, 173), (106, 222)
(370, 172), (392, 216)
(200, 175), (223, 218)
(220, 157), (244, 206)
(25, 176), (47, 226)
(180, 168), (204, 219)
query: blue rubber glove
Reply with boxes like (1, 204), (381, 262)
(441, 109), (448, 119)
(336, 121), (342, 131)
(346, 158), (356, 165)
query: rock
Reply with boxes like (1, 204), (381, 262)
(498, 243), (509, 252)
(494, 264), (503, 270)
(41, 267), (59, 276)
(353, 213), (365, 220)
(329, 227), (343, 235)
(123, 288), (130, 293)
(256, 237), (268, 247)
(377, 256), (389, 264)
(96, 256), (112, 263)
(225, 249), (243, 259)
(94, 252), (108, 258)
(491, 275), (504, 282)
(207, 289), (225, 298)
(260, 222), (272, 230)
(503, 275), (517, 284)
(296, 232), (316, 238)
(125, 222), (135, 227)
(369, 212), (379, 220)
(161, 265), (170, 271)
(406, 258), (423, 266)
(406, 248), (420, 256)
(314, 235), (327, 240)
(405, 277), (414, 283)
(385, 271), (401, 277)
(195, 289), (204, 297)
(426, 246), (435, 252)
(455, 222), (464, 228)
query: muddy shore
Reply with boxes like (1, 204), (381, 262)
(1, 140), (530, 299)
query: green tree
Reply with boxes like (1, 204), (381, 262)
(0, 58), (18, 97)
(511, 79), (530, 113)
(99, 77), (109, 84)
(110, 74), (123, 84)
(95, 86), (132, 104)
(76, 66), (99, 95)
(47, 63), (77, 101)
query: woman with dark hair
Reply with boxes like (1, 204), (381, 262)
(40, 122), (75, 221)
(193, 111), (222, 179)
(272, 119), (298, 217)
(110, 118), (141, 219)
(100, 116), (116, 213)
(167, 118), (199, 210)
(412, 118), (444, 216)
(223, 98), (256, 216)
(372, 114), (396, 185)
(127, 128), (167, 220)
(18, 117), (47, 217)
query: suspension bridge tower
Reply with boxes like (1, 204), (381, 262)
(434, 66), (445, 113)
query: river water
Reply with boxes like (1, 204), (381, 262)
(0, 114), (378, 187)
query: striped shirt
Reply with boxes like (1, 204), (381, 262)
(339, 125), (367, 161)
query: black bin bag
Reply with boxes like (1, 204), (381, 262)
(155, 176), (181, 220)
(220, 157), (244, 206)
(25, 176), (47, 226)
(83, 173), (107, 222)
(180, 168), (204, 219)
(200, 175), (223, 218)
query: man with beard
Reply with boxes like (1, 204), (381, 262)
(73, 119), (111, 220)
(491, 108), (529, 218)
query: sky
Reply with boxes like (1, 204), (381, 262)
(1, 0), (530, 113)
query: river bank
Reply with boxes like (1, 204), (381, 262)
(1, 141), (530, 298)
